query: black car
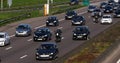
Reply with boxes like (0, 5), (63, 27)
(71, 16), (86, 25)
(46, 16), (59, 26)
(15, 24), (32, 37)
(88, 5), (96, 12)
(91, 8), (103, 17)
(108, 0), (114, 5)
(33, 28), (52, 41)
(113, 3), (120, 10)
(36, 42), (59, 60)
(65, 10), (77, 20)
(69, 0), (79, 5)
(72, 26), (90, 40)
(100, 2), (107, 8)
(114, 9), (120, 17)
(103, 5), (113, 13)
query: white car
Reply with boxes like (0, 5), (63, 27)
(101, 15), (112, 24)
(0, 32), (10, 46)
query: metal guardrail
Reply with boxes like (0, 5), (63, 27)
(0, 13), (31, 26)
(92, 39), (120, 63)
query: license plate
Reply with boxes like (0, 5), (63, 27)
(38, 39), (42, 40)
(40, 55), (49, 57)
(49, 23), (53, 25)
(77, 36), (82, 38)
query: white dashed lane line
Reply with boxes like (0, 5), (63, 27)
(27, 39), (33, 42)
(34, 24), (46, 29)
(10, 34), (15, 38)
(5, 47), (12, 50)
(20, 55), (28, 59)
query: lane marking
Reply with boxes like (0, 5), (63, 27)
(58, 27), (63, 29)
(34, 24), (46, 29)
(5, 47), (12, 50)
(59, 18), (65, 21)
(10, 34), (15, 38)
(20, 55), (28, 59)
(117, 59), (120, 63)
(78, 11), (87, 15)
(27, 39), (33, 42)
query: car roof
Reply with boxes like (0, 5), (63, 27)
(41, 42), (57, 45)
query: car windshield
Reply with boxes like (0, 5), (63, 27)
(94, 9), (100, 12)
(48, 17), (56, 20)
(73, 16), (83, 20)
(103, 16), (111, 18)
(75, 27), (87, 32)
(67, 11), (75, 15)
(106, 6), (112, 9)
(41, 44), (55, 50)
(0, 34), (4, 38)
(36, 29), (46, 33)
(89, 6), (96, 9)
(17, 25), (27, 29)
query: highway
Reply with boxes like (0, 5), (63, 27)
(0, 0), (119, 63)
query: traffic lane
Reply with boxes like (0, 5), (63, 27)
(15, 14), (119, 63)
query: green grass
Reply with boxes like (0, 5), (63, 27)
(65, 22), (120, 63)
(1, 0), (69, 8)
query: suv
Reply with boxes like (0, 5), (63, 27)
(15, 24), (32, 37)
(33, 28), (52, 41)
(71, 16), (86, 25)
(36, 42), (59, 60)
(65, 10), (77, 20)
(0, 32), (10, 46)
(46, 16), (59, 26)
(72, 26), (90, 40)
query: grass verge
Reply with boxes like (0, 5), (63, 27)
(65, 22), (120, 63)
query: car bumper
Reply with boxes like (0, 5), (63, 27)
(73, 35), (87, 40)
(36, 55), (53, 60)
(0, 42), (5, 46)
(34, 37), (47, 41)
(101, 21), (112, 24)
(15, 33), (28, 36)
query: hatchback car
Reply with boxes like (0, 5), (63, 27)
(33, 28), (52, 41)
(114, 9), (120, 18)
(36, 42), (58, 60)
(71, 16), (86, 25)
(0, 32), (10, 46)
(72, 26), (90, 40)
(46, 16), (59, 26)
(88, 5), (96, 12)
(100, 15), (112, 24)
(15, 24), (32, 37)
(103, 5), (113, 13)
(65, 10), (77, 20)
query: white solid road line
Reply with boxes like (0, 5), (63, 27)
(34, 24), (46, 29)
(117, 59), (120, 63)
(27, 39), (33, 42)
(20, 55), (28, 59)
(78, 11), (87, 15)
(10, 34), (15, 38)
(5, 47), (12, 50)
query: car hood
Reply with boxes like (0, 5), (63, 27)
(37, 49), (56, 54)
(74, 31), (87, 34)
(0, 38), (5, 41)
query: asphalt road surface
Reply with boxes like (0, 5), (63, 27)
(0, 1), (119, 63)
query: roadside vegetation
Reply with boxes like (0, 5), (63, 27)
(65, 22), (120, 63)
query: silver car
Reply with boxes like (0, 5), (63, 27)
(0, 32), (10, 46)
(15, 24), (32, 37)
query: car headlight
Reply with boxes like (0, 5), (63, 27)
(74, 33), (76, 35)
(54, 21), (57, 22)
(44, 35), (47, 37)
(36, 53), (39, 55)
(50, 53), (53, 55)
(83, 33), (87, 35)
(46, 21), (49, 22)
(16, 31), (18, 33)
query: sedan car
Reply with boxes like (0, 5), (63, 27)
(15, 24), (32, 37)
(100, 2), (107, 8)
(114, 9), (120, 18)
(33, 28), (52, 41)
(100, 15), (112, 24)
(0, 32), (10, 46)
(46, 16), (59, 26)
(69, 0), (79, 5)
(103, 5), (113, 13)
(91, 8), (103, 17)
(72, 26), (90, 40)
(88, 5), (96, 12)
(71, 16), (86, 25)
(36, 42), (58, 60)
(65, 10), (77, 20)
